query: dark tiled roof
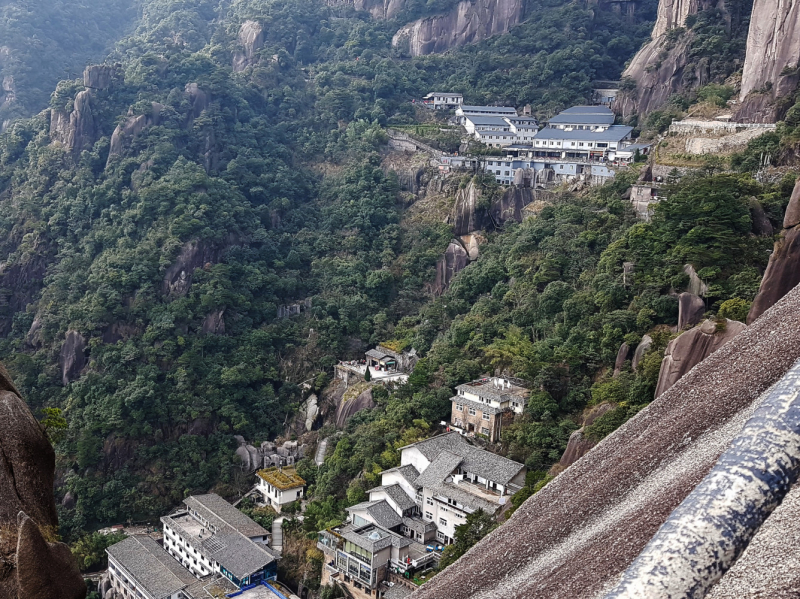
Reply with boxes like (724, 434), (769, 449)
(456, 378), (529, 404)
(402, 517), (437, 533)
(369, 484), (416, 512)
(366, 348), (390, 360)
(466, 116), (511, 127)
(184, 494), (267, 538)
(429, 482), (499, 513)
(348, 500), (404, 529)
(382, 464), (421, 489)
(414, 451), (464, 489)
(107, 535), (192, 599)
(560, 105), (614, 115)
(460, 105), (517, 114)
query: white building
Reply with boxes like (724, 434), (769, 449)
(161, 494), (277, 588)
(423, 92), (463, 109)
(457, 105), (517, 120)
(546, 105), (616, 131)
(256, 466), (306, 512)
(107, 535), (209, 599)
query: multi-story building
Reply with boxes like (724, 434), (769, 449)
(256, 466), (305, 512)
(106, 535), (212, 599)
(422, 92), (463, 109)
(456, 105), (517, 123)
(546, 105), (616, 130)
(449, 377), (530, 442)
(161, 494), (278, 588)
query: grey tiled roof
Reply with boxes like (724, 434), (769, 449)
(452, 396), (504, 415)
(107, 535), (192, 599)
(560, 105), (614, 115)
(366, 348), (390, 360)
(456, 378), (529, 404)
(402, 517), (437, 533)
(414, 451), (464, 489)
(429, 482), (499, 513)
(348, 500), (403, 529)
(382, 464), (420, 489)
(402, 433), (524, 486)
(536, 125), (633, 142)
(340, 523), (396, 552)
(369, 484), (416, 513)
(184, 494), (267, 538)
(460, 105), (517, 114)
(466, 116), (511, 127)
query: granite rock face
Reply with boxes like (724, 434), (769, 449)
(556, 403), (616, 471)
(335, 388), (375, 428)
(615, 0), (721, 117)
(0, 363), (86, 599)
(452, 181), (535, 236)
(83, 64), (117, 90)
(107, 103), (164, 161)
(749, 179), (800, 323)
(233, 20), (265, 72)
(631, 334), (653, 371)
(432, 239), (471, 295)
(59, 330), (86, 385)
(50, 90), (98, 158)
(677, 292), (705, 330)
(737, 0), (800, 122)
(162, 239), (220, 297)
(655, 319), (747, 397)
(392, 0), (523, 56)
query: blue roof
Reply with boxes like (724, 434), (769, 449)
(534, 125), (633, 142)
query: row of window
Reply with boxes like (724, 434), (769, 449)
(453, 403), (491, 420)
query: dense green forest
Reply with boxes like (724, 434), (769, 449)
(0, 1), (796, 587)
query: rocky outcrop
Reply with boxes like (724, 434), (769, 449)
(162, 239), (220, 296)
(50, 90), (98, 158)
(202, 309), (225, 335)
(615, 0), (721, 117)
(83, 65), (117, 90)
(750, 196), (774, 236)
(631, 334), (653, 371)
(613, 342), (631, 376)
(233, 21), (265, 72)
(335, 387), (376, 428)
(432, 239), (471, 295)
(555, 402), (616, 471)
(235, 436), (308, 472)
(654, 318), (746, 397)
(677, 291), (705, 330)
(748, 179), (800, 323)
(185, 83), (210, 119)
(0, 363), (86, 599)
(59, 330), (86, 385)
(452, 181), (535, 236)
(683, 264), (708, 297)
(737, 0), (800, 123)
(392, 0), (523, 56)
(107, 103), (164, 161)
(355, 0), (408, 19)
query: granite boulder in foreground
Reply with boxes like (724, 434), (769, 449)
(410, 283), (800, 599)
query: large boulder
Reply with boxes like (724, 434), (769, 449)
(431, 240), (470, 295)
(613, 342), (630, 377)
(0, 363), (86, 599)
(749, 179), (800, 323)
(555, 403), (616, 471)
(677, 292), (705, 330)
(233, 20), (265, 72)
(631, 334), (653, 371)
(749, 197), (774, 237)
(83, 65), (117, 90)
(654, 319), (747, 398)
(107, 102), (164, 161)
(335, 388), (376, 428)
(59, 330), (86, 385)
(202, 309), (225, 335)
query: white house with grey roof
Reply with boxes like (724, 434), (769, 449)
(106, 535), (213, 599)
(450, 376), (530, 442)
(161, 494), (278, 589)
(422, 92), (463, 110)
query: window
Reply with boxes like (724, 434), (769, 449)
(455, 403), (463, 412)
(425, 511), (433, 520)
(468, 407), (476, 416)
(481, 427), (490, 435)
(426, 497), (433, 506)
(482, 412), (490, 421)
(439, 518), (448, 526)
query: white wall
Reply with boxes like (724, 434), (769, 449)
(381, 471), (418, 501)
(400, 446), (430, 474)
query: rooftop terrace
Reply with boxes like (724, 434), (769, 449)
(257, 467), (306, 490)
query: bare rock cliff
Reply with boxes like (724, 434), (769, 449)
(0, 363), (86, 599)
(615, 0), (721, 117)
(748, 178), (800, 322)
(107, 103), (164, 162)
(233, 20), (265, 72)
(392, 0), (523, 56)
(654, 318), (746, 397)
(737, 0), (800, 122)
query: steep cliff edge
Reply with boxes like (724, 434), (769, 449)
(0, 363), (86, 599)
(737, 0), (800, 123)
(616, 0), (723, 117)
(391, 0), (523, 56)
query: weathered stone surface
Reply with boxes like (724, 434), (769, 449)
(452, 181), (535, 236)
(162, 239), (220, 296)
(556, 403), (616, 471)
(15, 512), (85, 599)
(107, 103), (164, 161)
(59, 330), (86, 385)
(0, 364), (86, 599)
(233, 20), (265, 72)
(335, 388), (375, 428)
(784, 178), (800, 229)
(202, 309), (225, 335)
(459, 233), (482, 261)
(683, 264), (708, 298)
(632, 334), (653, 371)
(83, 64), (117, 90)
(748, 226), (800, 323)
(61, 491), (76, 510)
(305, 394), (319, 432)
(432, 240), (470, 295)
(750, 197), (774, 236)
(50, 90), (98, 157)
(654, 319), (746, 397)
(392, 0), (523, 56)
(613, 342), (631, 377)
(615, 0), (719, 117)
(185, 83), (210, 119)
(739, 0), (800, 116)
(677, 292), (705, 330)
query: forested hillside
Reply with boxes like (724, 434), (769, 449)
(1, 0), (796, 583)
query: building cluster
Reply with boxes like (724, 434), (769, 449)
(335, 344), (419, 386)
(449, 376), (530, 443)
(317, 432), (526, 597)
(426, 95), (650, 187)
(103, 494), (281, 599)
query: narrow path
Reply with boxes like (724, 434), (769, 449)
(315, 437), (329, 466)
(272, 516), (284, 552)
